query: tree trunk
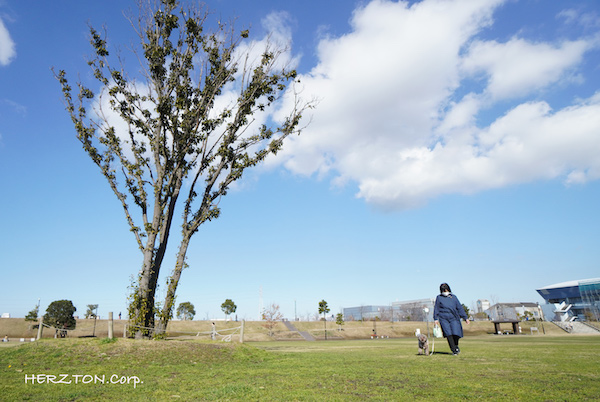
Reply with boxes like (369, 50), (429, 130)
(131, 246), (160, 338)
(156, 235), (191, 335)
(131, 185), (181, 338)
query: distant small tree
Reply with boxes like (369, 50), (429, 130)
(176, 302), (196, 320)
(520, 310), (534, 321)
(262, 303), (283, 337)
(462, 304), (470, 318)
(474, 311), (489, 321)
(221, 299), (237, 320)
(43, 300), (77, 338)
(318, 299), (330, 340)
(85, 304), (99, 319)
(24, 304), (39, 322)
(336, 313), (345, 331)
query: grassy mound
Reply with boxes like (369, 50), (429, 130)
(0, 318), (563, 342)
(2, 338), (268, 400)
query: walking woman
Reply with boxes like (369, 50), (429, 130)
(434, 283), (469, 355)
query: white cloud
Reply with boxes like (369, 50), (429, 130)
(0, 98), (26, 115)
(461, 38), (589, 100)
(557, 8), (600, 31)
(480, 97), (600, 184)
(270, 0), (600, 209)
(0, 16), (15, 66)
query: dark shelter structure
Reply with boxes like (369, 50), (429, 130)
(487, 304), (519, 334)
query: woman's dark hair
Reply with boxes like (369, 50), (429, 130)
(440, 283), (451, 293)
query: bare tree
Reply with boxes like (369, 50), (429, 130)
(262, 303), (283, 337)
(379, 306), (393, 321)
(404, 302), (426, 321)
(55, 0), (311, 338)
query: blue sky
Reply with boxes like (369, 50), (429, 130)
(1, 0), (599, 321)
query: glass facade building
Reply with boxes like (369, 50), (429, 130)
(536, 278), (600, 321)
(579, 279), (600, 321)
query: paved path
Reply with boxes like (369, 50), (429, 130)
(282, 320), (316, 341)
(568, 322), (600, 335)
(553, 321), (600, 335)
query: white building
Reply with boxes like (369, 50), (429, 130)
(476, 299), (490, 314)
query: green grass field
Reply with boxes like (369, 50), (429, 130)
(1, 335), (599, 400)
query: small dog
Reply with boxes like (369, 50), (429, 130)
(417, 333), (429, 356)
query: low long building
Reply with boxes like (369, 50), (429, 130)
(391, 299), (435, 321)
(342, 305), (390, 321)
(343, 299), (435, 321)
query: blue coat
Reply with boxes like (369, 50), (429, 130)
(433, 293), (467, 338)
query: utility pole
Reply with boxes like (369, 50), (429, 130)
(108, 312), (114, 339)
(424, 307), (430, 340)
(92, 305), (99, 337)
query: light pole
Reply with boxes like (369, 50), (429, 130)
(423, 307), (430, 340)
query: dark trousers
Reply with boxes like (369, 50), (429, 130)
(447, 335), (460, 353)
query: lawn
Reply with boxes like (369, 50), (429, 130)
(1, 335), (598, 400)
